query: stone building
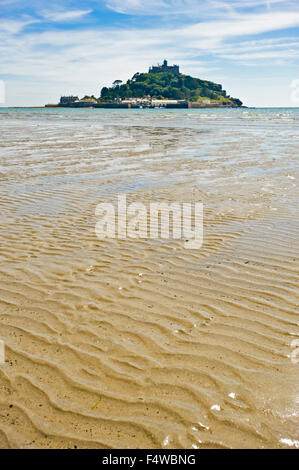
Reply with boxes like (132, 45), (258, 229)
(149, 60), (180, 75)
(59, 96), (79, 105)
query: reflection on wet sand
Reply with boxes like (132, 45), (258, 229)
(0, 108), (298, 448)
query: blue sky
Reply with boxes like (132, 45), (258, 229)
(0, 0), (299, 106)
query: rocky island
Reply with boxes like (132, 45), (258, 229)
(46, 60), (244, 108)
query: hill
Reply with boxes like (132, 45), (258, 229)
(99, 70), (243, 106)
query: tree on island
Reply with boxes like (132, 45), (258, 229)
(113, 80), (123, 87)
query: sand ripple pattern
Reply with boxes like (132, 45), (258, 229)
(0, 108), (298, 448)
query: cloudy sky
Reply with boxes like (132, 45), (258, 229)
(0, 0), (299, 106)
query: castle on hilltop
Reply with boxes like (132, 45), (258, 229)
(149, 59), (180, 75)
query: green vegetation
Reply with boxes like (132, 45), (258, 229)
(99, 71), (242, 106)
(82, 95), (97, 100)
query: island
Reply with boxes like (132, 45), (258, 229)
(46, 60), (244, 109)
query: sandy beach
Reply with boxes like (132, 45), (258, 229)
(0, 107), (298, 449)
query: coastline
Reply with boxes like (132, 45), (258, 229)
(44, 102), (245, 109)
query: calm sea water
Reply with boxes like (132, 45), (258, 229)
(0, 106), (298, 222)
(0, 107), (298, 191)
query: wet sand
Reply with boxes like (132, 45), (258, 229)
(0, 107), (298, 448)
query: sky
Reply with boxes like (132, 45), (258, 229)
(0, 0), (299, 107)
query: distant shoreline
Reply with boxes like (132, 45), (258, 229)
(1, 106), (298, 109)
(3, 105), (247, 109)
(44, 102), (245, 109)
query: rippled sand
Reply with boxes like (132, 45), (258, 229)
(0, 108), (298, 448)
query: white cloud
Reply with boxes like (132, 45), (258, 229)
(222, 49), (299, 60)
(1, 9), (299, 79)
(0, 18), (39, 34)
(42, 9), (93, 22)
(105, 0), (294, 16)
(177, 11), (299, 40)
(105, 0), (230, 16)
